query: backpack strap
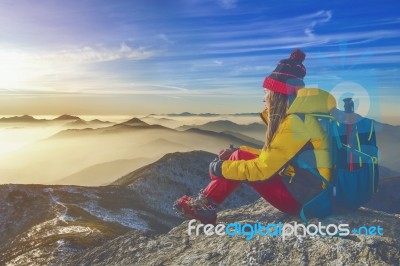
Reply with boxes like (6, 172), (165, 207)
(294, 157), (333, 224)
(307, 113), (342, 150)
(292, 113), (338, 224)
(294, 158), (332, 187)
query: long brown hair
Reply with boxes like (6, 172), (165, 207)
(263, 91), (288, 150)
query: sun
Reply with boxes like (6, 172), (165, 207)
(0, 51), (29, 89)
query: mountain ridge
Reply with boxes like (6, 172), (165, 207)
(54, 157), (154, 186)
(177, 120), (266, 141)
(184, 128), (263, 149)
(47, 117), (171, 139)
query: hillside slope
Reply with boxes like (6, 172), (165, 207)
(70, 196), (400, 265)
(113, 151), (260, 218)
(54, 157), (154, 186)
(0, 151), (259, 265)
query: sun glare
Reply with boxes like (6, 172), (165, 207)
(0, 51), (30, 89)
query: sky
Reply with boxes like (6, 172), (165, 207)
(0, 0), (399, 123)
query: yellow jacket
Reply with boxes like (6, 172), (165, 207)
(221, 88), (336, 182)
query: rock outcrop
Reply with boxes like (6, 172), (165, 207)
(69, 198), (400, 265)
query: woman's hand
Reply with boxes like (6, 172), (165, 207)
(209, 158), (224, 180)
(218, 144), (239, 160)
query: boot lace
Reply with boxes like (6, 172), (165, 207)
(187, 189), (216, 211)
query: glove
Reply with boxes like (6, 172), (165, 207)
(209, 158), (224, 180)
(218, 144), (239, 160)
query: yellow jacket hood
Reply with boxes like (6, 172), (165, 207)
(288, 88), (337, 115)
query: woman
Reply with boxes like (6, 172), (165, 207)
(174, 49), (336, 224)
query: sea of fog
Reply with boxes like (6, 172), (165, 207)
(0, 114), (261, 156)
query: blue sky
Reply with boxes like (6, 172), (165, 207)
(0, 0), (399, 123)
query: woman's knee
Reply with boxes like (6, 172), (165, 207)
(228, 149), (258, 160)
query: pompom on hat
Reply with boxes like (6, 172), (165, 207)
(263, 49), (306, 95)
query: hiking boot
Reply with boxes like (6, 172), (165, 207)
(173, 190), (218, 224)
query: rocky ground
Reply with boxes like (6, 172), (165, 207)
(68, 198), (400, 266)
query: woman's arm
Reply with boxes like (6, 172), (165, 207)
(221, 115), (310, 181)
(239, 146), (262, 155)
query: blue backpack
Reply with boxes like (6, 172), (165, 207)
(295, 98), (379, 223)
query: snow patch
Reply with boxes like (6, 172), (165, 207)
(43, 187), (54, 193)
(59, 186), (80, 194)
(81, 201), (148, 231)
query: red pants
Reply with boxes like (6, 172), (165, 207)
(203, 149), (301, 215)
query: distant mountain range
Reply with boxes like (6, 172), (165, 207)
(0, 114), (113, 128)
(48, 117), (169, 139)
(0, 114), (79, 123)
(374, 122), (400, 174)
(0, 115), (47, 123)
(1, 115), (399, 187)
(164, 112), (259, 117)
(177, 120), (264, 132)
(0, 117), (264, 185)
(47, 118), (263, 148)
(53, 114), (82, 121)
(221, 130), (264, 146)
(177, 120), (266, 141)
(122, 117), (150, 126)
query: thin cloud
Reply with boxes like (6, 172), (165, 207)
(304, 10), (332, 38)
(157, 34), (175, 45)
(0, 43), (155, 68)
(0, 81), (259, 98)
(36, 43), (155, 64)
(178, 10), (333, 40)
(230, 65), (271, 76)
(213, 60), (223, 66)
(164, 9), (397, 63)
(341, 17), (400, 30)
(218, 0), (238, 9)
(138, 83), (190, 92)
(204, 30), (400, 58)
